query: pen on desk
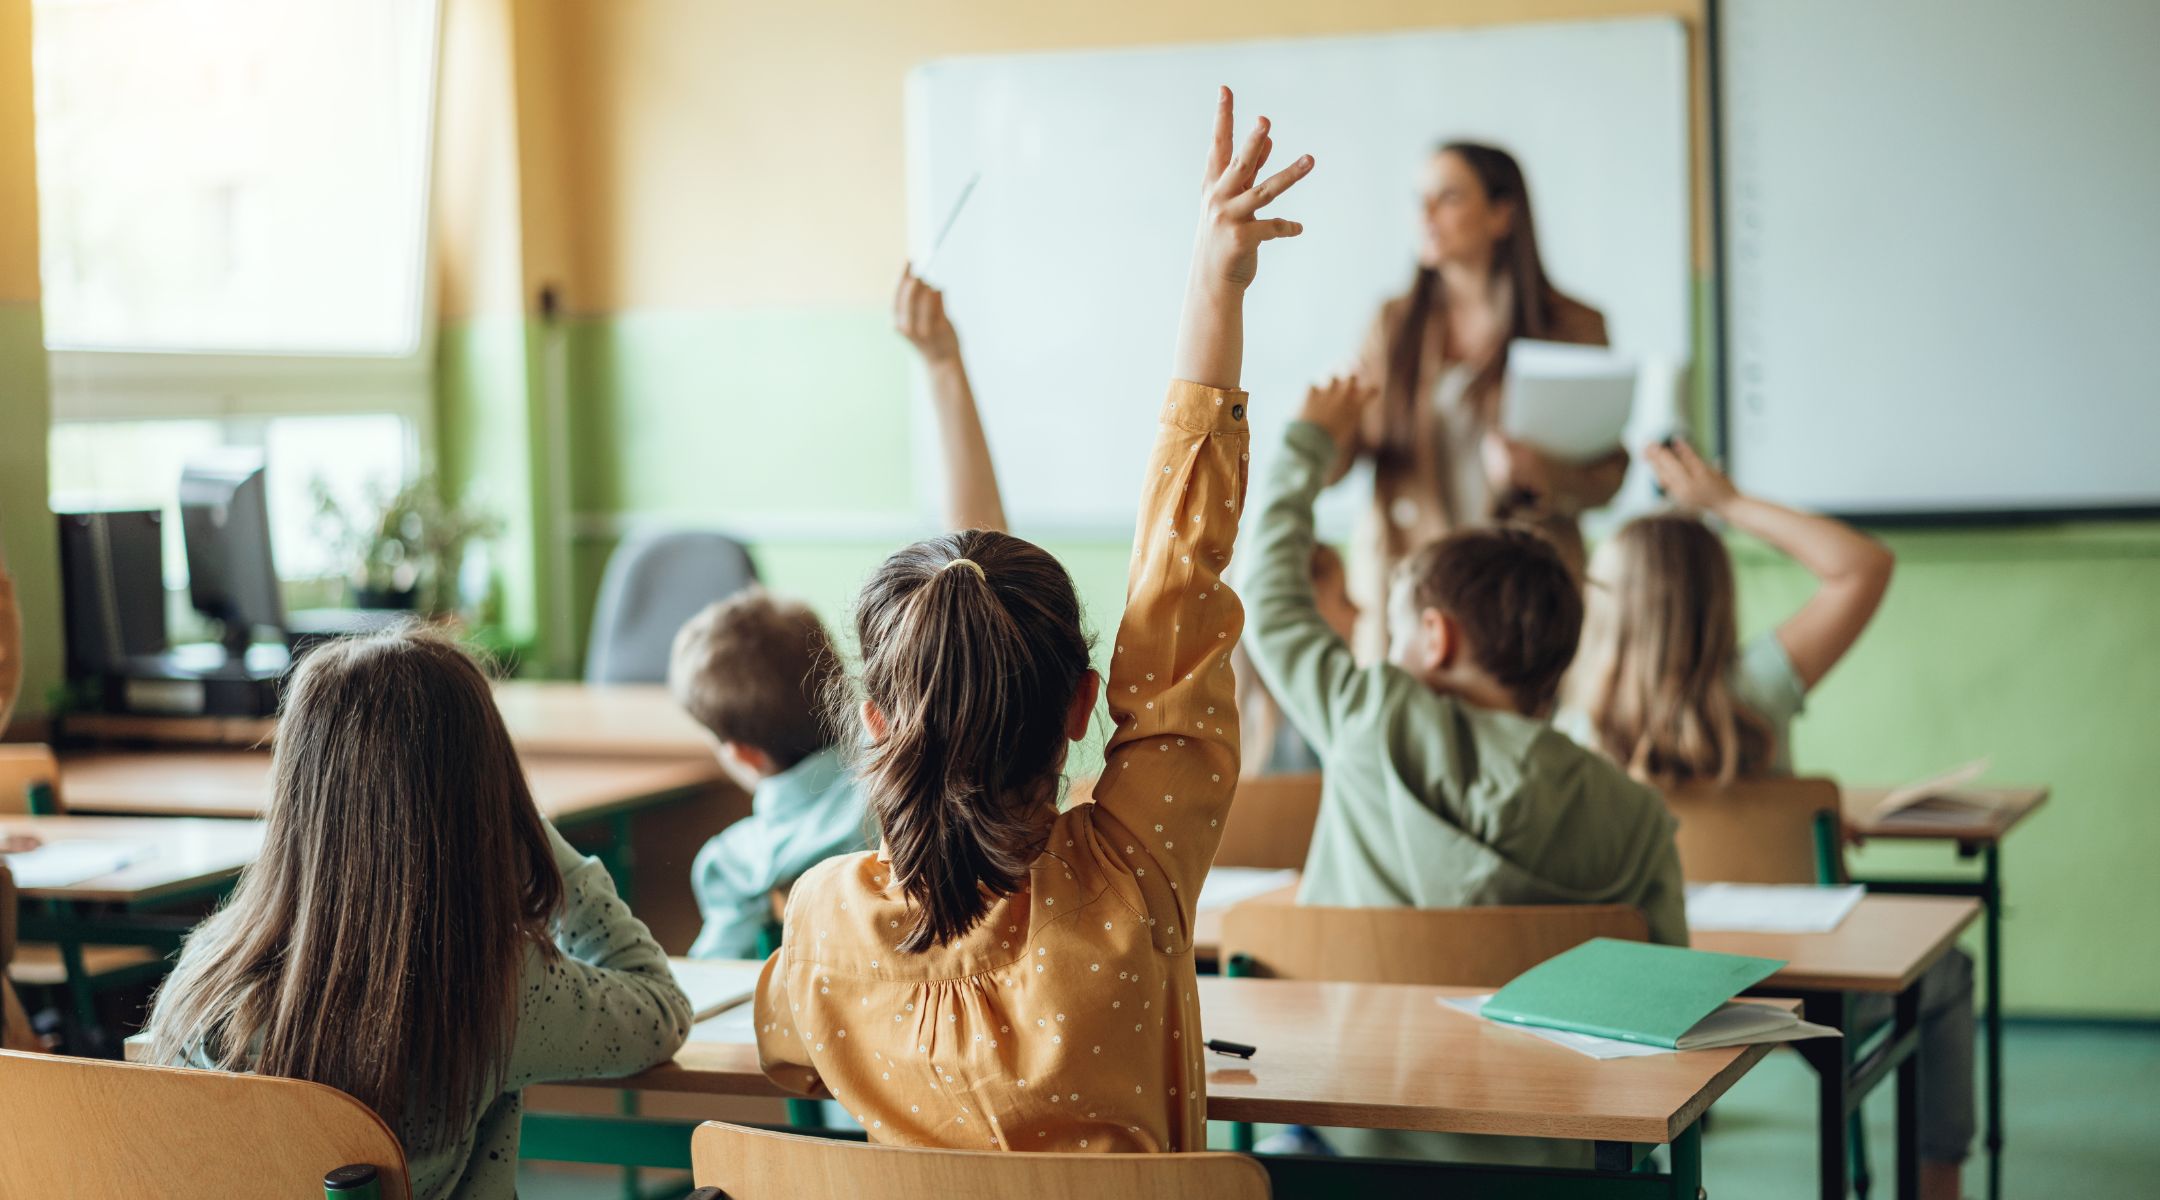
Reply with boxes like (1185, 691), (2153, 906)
(1206, 1038), (1256, 1059)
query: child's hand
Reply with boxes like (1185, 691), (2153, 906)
(1192, 86), (1313, 291)
(1298, 375), (1377, 447)
(1645, 438), (1738, 514)
(893, 266), (960, 366)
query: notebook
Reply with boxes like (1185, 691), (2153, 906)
(1196, 866), (1300, 912)
(1483, 938), (1808, 1051)
(1866, 758), (2016, 824)
(1502, 339), (1637, 459)
(1443, 993), (1838, 1059)
(1, 840), (149, 889)
(1685, 882), (1865, 933)
(669, 959), (766, 1021)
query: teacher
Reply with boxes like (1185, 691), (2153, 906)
(1334, 141), (1626, 656)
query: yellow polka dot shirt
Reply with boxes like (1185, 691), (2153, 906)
(755, 379), (1250, 1152)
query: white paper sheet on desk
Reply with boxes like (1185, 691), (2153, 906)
(1440, 995), (1838, 1059)
(1684, 883), (1865, 933)
(1196, 867), (1300, 912)
(670, 960), (766, 1021)
(1, 840), (149, 889)
(692, 1002), (760, 1045)
(1502, 340), (1637, 459)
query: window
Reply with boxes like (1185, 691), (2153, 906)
(34, 0), (442, 587)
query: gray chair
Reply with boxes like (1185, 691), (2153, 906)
(584, 530), (759, 683)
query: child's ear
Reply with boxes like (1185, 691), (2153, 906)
(1420, 608), (1457, 675)
(1064, 670), (1102, 742)
(718, 740), (778, 782)
(859, 699), (889, 743)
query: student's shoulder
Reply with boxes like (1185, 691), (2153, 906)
(1521, 723), (1670, 824)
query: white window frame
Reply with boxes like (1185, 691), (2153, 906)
(42, 0), (446, 437)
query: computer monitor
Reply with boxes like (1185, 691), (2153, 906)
(180, 449), (286, 663)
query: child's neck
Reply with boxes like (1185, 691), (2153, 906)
(1420, 672), (1526, 718)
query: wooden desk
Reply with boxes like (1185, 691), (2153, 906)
(58, 681), (714, 760)
(518, 963), (1787, 1198)
(0, 815), (262, 904)
(1694, 895), (1979, 994)
(59, 750), (720, 826)
(1844, 785), (2044, 1200)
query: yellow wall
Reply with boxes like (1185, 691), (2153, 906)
(531, 0), (1703, 314)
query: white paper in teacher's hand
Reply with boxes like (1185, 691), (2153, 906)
(1503, 339), (1637, 460)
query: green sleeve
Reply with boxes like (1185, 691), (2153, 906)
(1241, 420), (1368, 750)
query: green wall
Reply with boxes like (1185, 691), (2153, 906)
(449, 304), (2160, 1019)
(0, 301), (61, 719)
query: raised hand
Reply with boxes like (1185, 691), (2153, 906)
(1645, 438), (1739, 514)
(893, 265), (960, 365)
(1298, 375), (1377, 447)
(1193, 86), (1314, 291)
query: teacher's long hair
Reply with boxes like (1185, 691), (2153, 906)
(1378, 142), (1566, 468)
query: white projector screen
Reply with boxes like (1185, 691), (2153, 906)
(906, 19), (1693, 536)
(1719, 0), (2160, 519)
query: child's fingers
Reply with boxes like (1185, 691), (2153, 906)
(892, 266), (916, 320)
(1226, 154), (1313, 219)
(1217, 116), (1271, 198)
(1206, 86), (1234, 186)
(1248, 217), (1304, 242)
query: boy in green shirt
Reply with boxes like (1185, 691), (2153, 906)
(1244, 376), (1687, 944)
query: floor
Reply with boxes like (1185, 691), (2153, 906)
(516, 1021), (2160, 1198)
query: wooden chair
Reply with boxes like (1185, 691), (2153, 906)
(689, 1121), (1269, 1200)
(0, 744), (65, 814)
(0, 1049), (411, 1199)
(1660, 776), (1845, 885)
(1068, 772), (1321, 870)
(1219, 903), (1648, 988)
(0, 863), (38, 1052)
(0, 745), (166, 1042)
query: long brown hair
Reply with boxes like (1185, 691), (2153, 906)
(1570, 513), (1775, 786)
(1379, 142), (1566, 465)
(845, 530), (1092, 953)
(148, 627), (563, 1148)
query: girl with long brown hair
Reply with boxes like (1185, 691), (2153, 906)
(148, 627), (692, 1199)
(753, 87), (1311, 1152)
(1335, 142), (1624, 655)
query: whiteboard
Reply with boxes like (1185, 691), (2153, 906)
(1721, 0), (2160, 518)
(905, 20), (1693, 535)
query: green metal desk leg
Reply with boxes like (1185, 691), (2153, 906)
(1223, 954), (1256, 1154)
(1669, 1121), (1702, 1200)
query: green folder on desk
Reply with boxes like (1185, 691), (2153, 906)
(1484, 938), (1793, 1050)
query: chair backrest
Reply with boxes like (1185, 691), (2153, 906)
(0, 864), (29, 1053)
(1220, 903), (1648, 988)
(0, 1050), (410, 1199)
(584, 530), (759, 683)
(1067, 772), (1320, 871)
(0, 744), (63, 814)
(1661, 775), (1845, 885)
(1212, 772), (1321, 869)
(690, 1122), (1268, 1200)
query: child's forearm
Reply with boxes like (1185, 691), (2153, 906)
(926, 359), (1009, 533)
(1718, 494), (1890, 586)
(1173, 280), (1245, 391)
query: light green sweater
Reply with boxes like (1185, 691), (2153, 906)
(160, 822), (692, 1199)
(1243, 419), (1687, 944)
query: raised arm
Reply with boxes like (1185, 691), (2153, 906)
(1095, 88), (1312, 928)
(1649, 439), (1894, 691)
(1244, 377), (1378, 748)
(896, 267), (1008, 533)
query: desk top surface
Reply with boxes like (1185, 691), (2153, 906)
(61, 681), (714, 760)
(58, 749), (722, 823)
(1841, 785), (2048, 843)
(612, 962), (1784, 1145)
(0, 813), (265, 902)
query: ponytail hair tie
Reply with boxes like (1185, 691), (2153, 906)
(941, 557), (987, 581)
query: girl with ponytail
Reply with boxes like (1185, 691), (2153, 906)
(753, 87), (1313, 1153)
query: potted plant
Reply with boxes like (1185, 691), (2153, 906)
(311, 475), (501, 615)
